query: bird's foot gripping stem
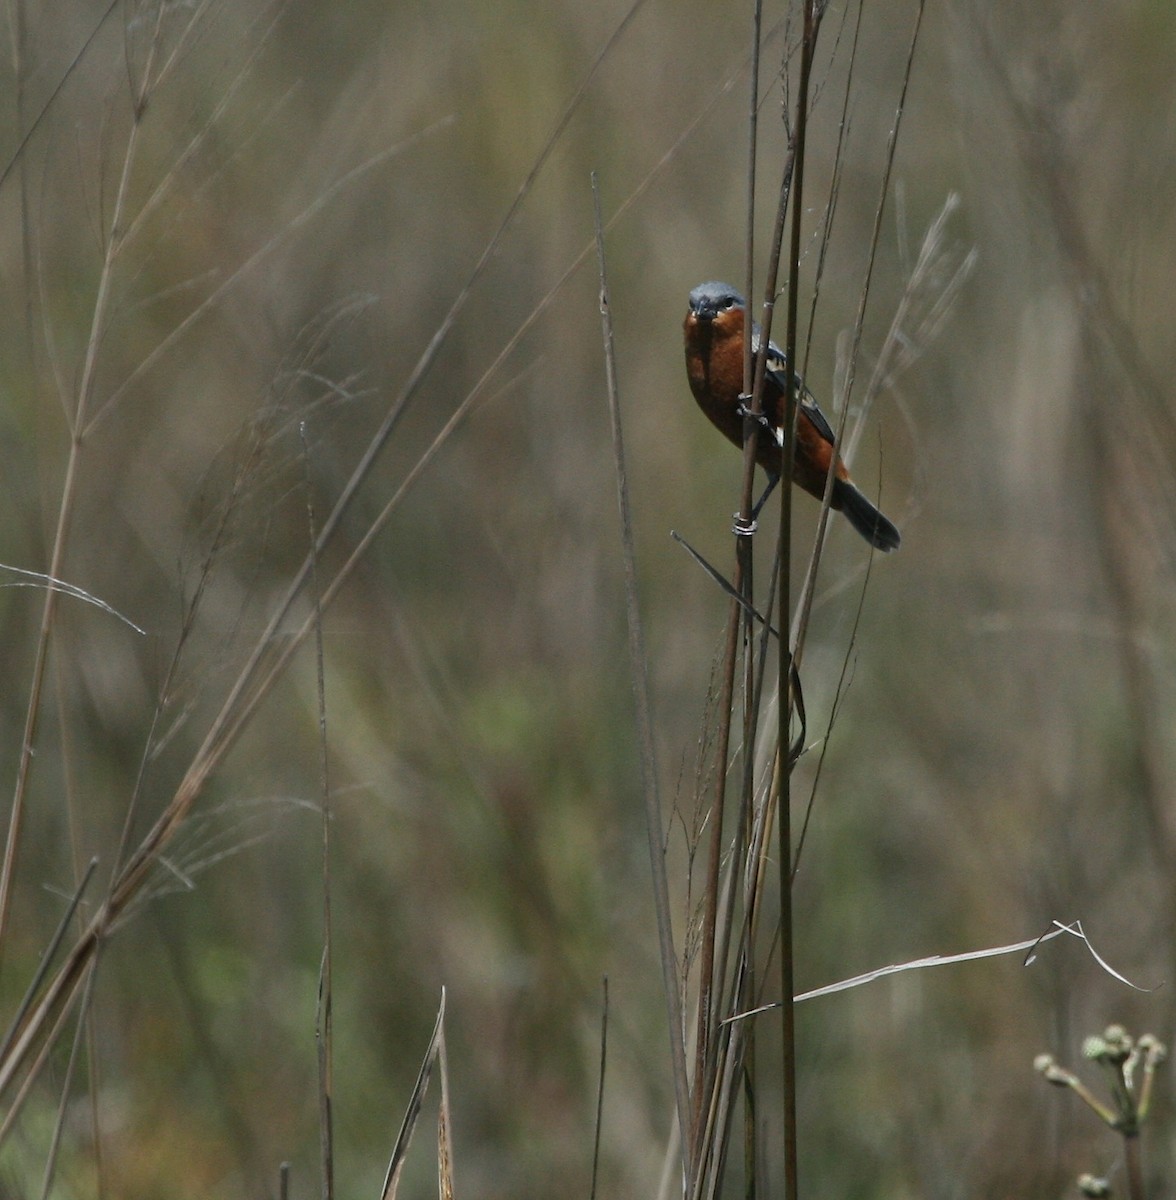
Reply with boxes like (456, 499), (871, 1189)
(736, 395), (775, 437)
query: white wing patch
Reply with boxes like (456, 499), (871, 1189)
(750, 320), (838, 446)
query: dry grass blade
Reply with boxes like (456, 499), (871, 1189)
(37, 946), (102, 1200)
(772, 11), (825, 1200)
(592, 171), (691, 1175)
(116, 1), (294, 253)
(789, 196), (968, 858)
(118, 798), (313, 921)
(681, 4), (936, 1195)
(794, 0), (928, 666)
(89, 115), (455, 436)
(786, 0), (932, 898)
(666, 534), (807, 769)
(437, 1007), (455, 1200)
(0, 565), (146, 634)
(379, 990), (447, 1200)
(0, 1), (119, 195)
(82, 0), (660, 877)
(0, 15), (689, 1119)
(590, 977), (608, 1200)
(721, 920), (1151, 1018)
(670, 532), (780, 639)
(0, 3), (172, 949)
(231, 8), (795, 763)
(0, 956), (101, 1150)
(790, 199), (969, 870)
(690, 135), (798, 1191)
(842, 191), (974, 470)
(303, 422), (335, 1200)
(0, 859), (97, 1069)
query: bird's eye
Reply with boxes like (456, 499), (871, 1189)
(720, 297), (734, 309)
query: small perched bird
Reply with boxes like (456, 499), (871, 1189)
(683, 280), (901, 551)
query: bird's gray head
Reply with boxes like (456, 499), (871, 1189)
(687, 281), (745, 322)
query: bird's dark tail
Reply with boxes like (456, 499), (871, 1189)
(834, 480), (901, 551)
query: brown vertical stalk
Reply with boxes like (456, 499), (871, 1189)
(592, 173), (693, 1177)
(692, 1), (774, 1167)
(0, 3), (166, 948)
(739, 3), (763, 1183)
(779, 5), (821, 1197)
(303, 426), (334, 1200)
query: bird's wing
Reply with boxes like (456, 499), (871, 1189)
(751, 324), (839, 447)
(794, 386), (836, 445)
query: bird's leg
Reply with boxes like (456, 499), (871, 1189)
(730, 398), (780, 535)
(736, 395), (775, 438)
(732, 472), (780, 537)
(750, 473), (780, 520)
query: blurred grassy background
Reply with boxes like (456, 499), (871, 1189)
(1, 1), (1175, 1196)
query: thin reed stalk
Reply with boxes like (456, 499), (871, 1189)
(593, 171), (692, 1177)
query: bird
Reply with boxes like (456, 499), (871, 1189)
(683, 280), (901, 551)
